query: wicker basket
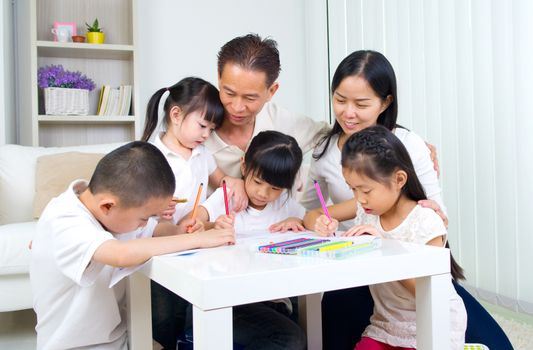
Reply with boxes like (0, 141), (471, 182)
(44, 87), (89, 116)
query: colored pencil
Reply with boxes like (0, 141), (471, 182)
(187, 183), (203, 233)
(222, 180), (229, 215)
(313, 180), (331, 222)
(172, 197), (188, 203)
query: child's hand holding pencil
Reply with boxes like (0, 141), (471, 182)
(178, 217), (204, 234)
(186, 183), (203, 233)
(314, 214), (339, 237)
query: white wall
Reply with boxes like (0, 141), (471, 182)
(0, 0), (16, 145)
(136, 0), (330, 133)
(328, 0), (533, 315)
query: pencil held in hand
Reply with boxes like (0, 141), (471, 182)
(314, 180), (331, 223)
(172, 197), (188, 203)
(187, 183), (203, 233)
(222, 180), (229, 215)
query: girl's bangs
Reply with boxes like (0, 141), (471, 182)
(249, 156), (296, 189)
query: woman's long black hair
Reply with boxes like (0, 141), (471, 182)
(341, 125), (465, 281)
(141, 77), (224, 142)
(314, 50), (399, 160)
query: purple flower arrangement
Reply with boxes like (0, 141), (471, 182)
(38, 65), (95, 91)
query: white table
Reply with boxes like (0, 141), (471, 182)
(128, 236), (451, 350)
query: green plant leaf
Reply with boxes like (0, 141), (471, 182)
(85, 18), (102, 32)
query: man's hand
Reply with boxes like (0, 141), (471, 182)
(425, 142), (440, 178)
(418, 199), (448, 228)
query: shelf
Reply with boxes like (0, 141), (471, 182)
(18, 0), (139, 146)
(36, 41), (134, 60)
(38, 115), (136, 124)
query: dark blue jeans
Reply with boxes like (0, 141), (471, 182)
(321, 281), (513, 350)
(151, 281), (306, 350)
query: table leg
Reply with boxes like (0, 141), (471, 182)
(127, 272), (152, 350)
(298, 293), (323, 350)
(416, 273), (451, 350)
(193, 305), (233, 349)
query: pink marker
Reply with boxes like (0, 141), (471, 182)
(314, 180), (331, 223)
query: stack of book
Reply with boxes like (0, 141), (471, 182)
(96, 85), (132, 116)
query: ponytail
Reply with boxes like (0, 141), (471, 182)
(141, 78), (224, 143)
(448, 241), (466, 281)
(141, 87), (167, 142)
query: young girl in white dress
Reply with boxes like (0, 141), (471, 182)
(312, 125), (466, 350)
(141, 77), (249, 349)
(141, 77), (247, 229)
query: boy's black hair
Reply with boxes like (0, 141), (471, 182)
(243, 131), (302, 191)
(142, 77), (224, 142)
(341, 125), (465, 281)
(89, 141), (175, 208)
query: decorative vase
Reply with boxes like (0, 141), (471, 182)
(43, 87), (89, 116)
(72, 35), (86, 43)
(87, 32), (105, 44)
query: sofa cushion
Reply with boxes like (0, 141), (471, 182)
(33, 152), (104, 219)
(0, 143), (124, 225)
(0, 221), (35, 275)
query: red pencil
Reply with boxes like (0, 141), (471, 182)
(222, 180), (229, 215)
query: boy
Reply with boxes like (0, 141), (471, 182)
(30, 141), (234, 349)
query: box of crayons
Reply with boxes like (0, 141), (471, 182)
(257, 236), (381, 260)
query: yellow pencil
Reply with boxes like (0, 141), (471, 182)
(318, 241), (353, 252)
(171, 197), (188, 203)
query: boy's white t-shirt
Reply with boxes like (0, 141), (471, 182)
(201, 188), (306, 233)
(30, 180), (158, 350)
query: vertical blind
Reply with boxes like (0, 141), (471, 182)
(327, 0), (533, 314)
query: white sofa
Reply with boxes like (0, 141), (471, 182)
(0, 142), (124, 312)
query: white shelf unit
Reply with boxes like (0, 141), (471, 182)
(17, 0), (139, 147)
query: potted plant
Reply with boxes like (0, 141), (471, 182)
(85, 18), (105, 44)
(38, 64), (96, 115)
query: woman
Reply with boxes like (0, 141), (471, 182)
(301, 50), (512, 350)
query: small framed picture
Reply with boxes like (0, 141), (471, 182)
(52, 21), (77, 42)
